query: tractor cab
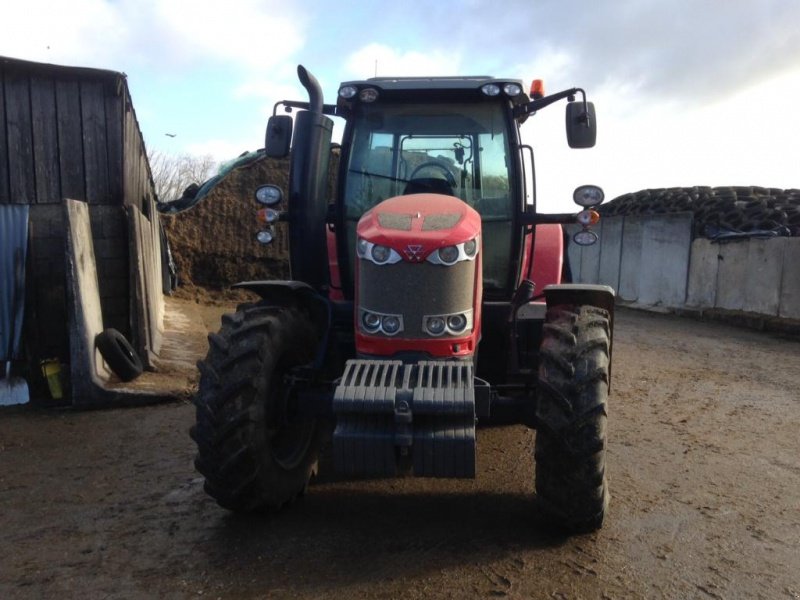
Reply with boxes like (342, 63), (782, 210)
(334, 78), (525, 299)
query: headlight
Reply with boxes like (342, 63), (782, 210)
(573, 185), (605, 208)
(423, 310), (473, 336)
(437, 245), (459, 265)
(357, 238), (402, 265)
(256, 229), (274, 244)
(362, 311), (381, 332)
(447, 314), (468, 333)
(426, 236), (480, 266)
(480, 83), (501, 96)
(573, 230), (599, 246)
(463, 238), (478, 258)
(371, 244), (391, 264)
(338, 85), (358, 99)
(503, 83), (523, 97)
(425, 316), (446, 336)
(359, 309), (403, 336)
(381, 315), (401, 335)
(255, 185), (282, 206)
(359, 88), (379, 103)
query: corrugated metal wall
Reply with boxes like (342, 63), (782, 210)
(0, 204), (28, 360)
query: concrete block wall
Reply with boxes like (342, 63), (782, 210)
(568, 214), (800, 321)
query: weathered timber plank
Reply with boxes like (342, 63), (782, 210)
(30, 75), (61, 204)
(5, 69), (35, 204)
(81, 80), (110, 204)
(56, 79), (86, 201)
(0, 69), (10, 204)
(105, 78), (124, 202)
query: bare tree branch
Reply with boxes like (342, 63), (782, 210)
(148, 149), (218, 202)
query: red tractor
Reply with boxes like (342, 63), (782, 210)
(191, 66), (614, 532)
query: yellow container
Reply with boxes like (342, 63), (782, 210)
(40, 359), (63, 400)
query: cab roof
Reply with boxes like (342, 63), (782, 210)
(336, 76), (530, 111)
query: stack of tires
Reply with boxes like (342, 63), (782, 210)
(599, 187), (800, 238)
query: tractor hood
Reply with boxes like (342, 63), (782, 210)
(357, 193), (481, 262)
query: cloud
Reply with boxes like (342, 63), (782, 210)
(344, 43), (462, 78)
(0, 0), (307, 74)
(401, 0), (800, 104)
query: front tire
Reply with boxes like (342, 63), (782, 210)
(535, 304), (611, 532)
(190, 303), (321, 512)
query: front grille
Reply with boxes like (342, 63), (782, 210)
(358, 259), (476, 338)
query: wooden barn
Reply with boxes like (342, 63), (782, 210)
(0, 55), (164, 404)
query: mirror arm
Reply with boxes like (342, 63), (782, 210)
(272, 100), (339, 116)
(520, 211), (579, 226)
(514, 87), (579, 117)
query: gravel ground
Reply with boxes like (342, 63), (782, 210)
(1, 304), (799, 599)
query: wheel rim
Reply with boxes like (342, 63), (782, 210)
(267, 363), (315, 471)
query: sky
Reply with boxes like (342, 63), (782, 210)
(2, 0), (799, 211)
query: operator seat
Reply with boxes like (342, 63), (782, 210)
(403, 177), (455, 196)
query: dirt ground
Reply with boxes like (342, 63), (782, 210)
(1, 303), (799, 599)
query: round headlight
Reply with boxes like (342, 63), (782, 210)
(371, 244), (391, 264)
(338, 85), (358, 99)
(362, 312), (381, 332)
(447, 314), (468, 333)
(255, 185), (282, 206)
(503, 83), (523, 97)
(357, 238), (369, 258)
(463, 238), (478, 257)
(426, 317), (446, 336)
(437, 245), (459, 265)
(481, 83), (501, 97)
(382, 315), (401, 335)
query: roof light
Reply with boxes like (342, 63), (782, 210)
(480, 83), (501, 96)
(503, 83), (523, 97)
(530, 79), (545, 100)
(338, 85), (358, 99)
(359, 88), (379, 102)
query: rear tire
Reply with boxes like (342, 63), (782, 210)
(190, 302), (321, 512)
(535, 304), (611, 532)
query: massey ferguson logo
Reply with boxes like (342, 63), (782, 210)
(405, 244), (424, 261)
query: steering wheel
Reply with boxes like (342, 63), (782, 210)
(408, 161), (457, 188)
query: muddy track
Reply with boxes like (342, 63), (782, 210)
(1, 307), (798, 599)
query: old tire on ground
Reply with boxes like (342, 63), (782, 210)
(190, 303), (321, 512)
(95, 328), (143, 382)
(534, 304), (611, 532)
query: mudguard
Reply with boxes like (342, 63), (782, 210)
(231, 280), (329, 340)
(543, 284), (615, 386)
(542, 284), (615, 316)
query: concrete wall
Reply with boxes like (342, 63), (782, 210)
(568, 214), (800, 321)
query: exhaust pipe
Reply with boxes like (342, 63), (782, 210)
(287, 65), (333, 291)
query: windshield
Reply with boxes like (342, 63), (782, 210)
(342, 101), (515, 292)
(345, 102), (511, 216)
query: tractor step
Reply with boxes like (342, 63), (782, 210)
(333, 359), (476, 478)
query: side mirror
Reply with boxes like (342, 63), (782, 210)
(265, 114), (293, 158)
(566, 101), (597, 148)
